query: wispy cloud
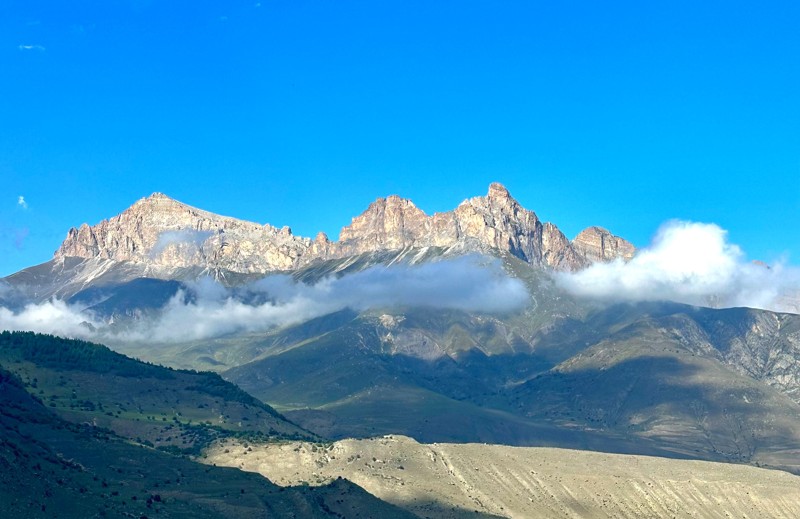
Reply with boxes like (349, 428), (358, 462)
(0, 256), (530, 342)
(556, 220), (800, 313)
(18, 44), (45, 52)
(150, 229), (214, 258)
(17, 196), (28, 210)
(0, 299), (99, 337)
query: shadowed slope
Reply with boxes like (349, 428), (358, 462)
(0, 366), (417, 518)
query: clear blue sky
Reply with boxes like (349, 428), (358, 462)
(1, 1), (799, 276)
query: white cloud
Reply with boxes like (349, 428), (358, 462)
(17, 196), (28, 209)
(0, 299), (101, 337)
(129, 255), (529, 342)
(556, 220), (800, 313)
(0, 255), (530, 343)
(18, 44), (45, 52)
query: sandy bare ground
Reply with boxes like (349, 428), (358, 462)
(205, 435), (800, 519)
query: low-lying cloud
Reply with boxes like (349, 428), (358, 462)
(0, 299), (101, 337)
(557, 220), (800, 313)
(150, 229), (214, 257)
(0, 255), (529, 342)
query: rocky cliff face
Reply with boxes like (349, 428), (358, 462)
(328, 182), (596, 270)
(54, 184), (634, 274)
(572, 226), (636, 263)
(55, 193), (311, 273)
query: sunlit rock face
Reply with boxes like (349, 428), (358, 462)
(55, 193), (312, 273)
(55, 183), (634, 274)
(327, 183), (632, 270)
(572, 226), (636, 263)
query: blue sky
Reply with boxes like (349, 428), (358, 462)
(1, 1), (798, 276)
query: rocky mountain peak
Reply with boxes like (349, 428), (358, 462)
(337, 195), (430, 252)
(487, 182), (512, 200)
(54, 194), (311, 273)
(145, 191), (171, 200)
(132, 192), (184, 208)
(572, 226), (635, 263)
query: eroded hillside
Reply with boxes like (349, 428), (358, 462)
(206, 435), (800, 519)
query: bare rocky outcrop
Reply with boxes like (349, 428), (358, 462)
(335, 195), (430, 254)
(55, 193), (312, 273)
(326, 182), (630, 270)
(573, 226), (636, 263)
(54, 184), (635, 274)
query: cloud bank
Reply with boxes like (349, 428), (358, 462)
(557, 220), (800, 313)
(0, 255), (529, 342)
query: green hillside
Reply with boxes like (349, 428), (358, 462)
(0, 331), (313, 455)
(0, 365), (417, 518)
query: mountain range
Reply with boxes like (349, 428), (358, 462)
(2, 183), (800, 517)
(53, 183), (633, 274)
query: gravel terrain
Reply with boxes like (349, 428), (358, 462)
(206, 435), (800, 518)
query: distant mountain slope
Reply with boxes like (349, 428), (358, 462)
(512, 311), (800, 472)
(219, 301), (800, 472)
(0, 365), (417, 518)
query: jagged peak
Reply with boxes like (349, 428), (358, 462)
(347, 195), (427, 224)
(457, 182), (521, 212)
(370, 194), (423, 210)
(487, 182), (511, 200)
(574, 226), (612, 239)
(572, 225), (635, 262)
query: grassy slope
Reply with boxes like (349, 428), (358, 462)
(0, 366), (417, 518)
(0, 331), (314, 455)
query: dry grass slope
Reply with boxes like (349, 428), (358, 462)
(206, 435), (800, 519)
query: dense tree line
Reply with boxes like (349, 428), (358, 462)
(0, 331), (174, 379)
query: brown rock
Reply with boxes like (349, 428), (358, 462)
(572, 226), (635, 263)
(336, 196), (430, 255)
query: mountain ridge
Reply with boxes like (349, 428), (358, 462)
(53, 183), (634, 275)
